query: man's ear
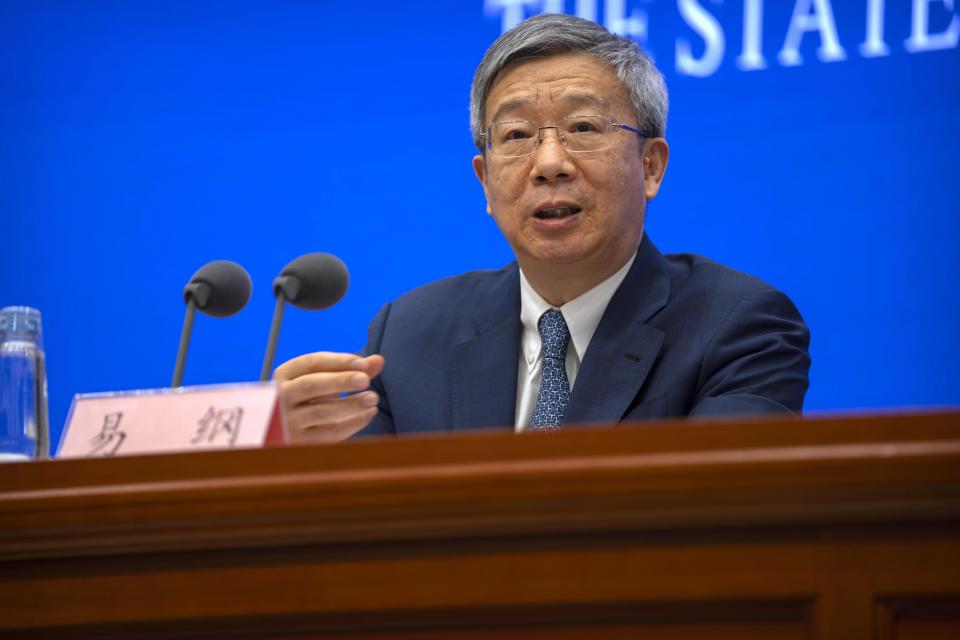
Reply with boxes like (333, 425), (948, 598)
(472, 154), (493, 216)
(642, 138), (669, 201)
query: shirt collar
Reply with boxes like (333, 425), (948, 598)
(519, 247), (639, 362)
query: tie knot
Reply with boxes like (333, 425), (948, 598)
(538, 309), (569, 362)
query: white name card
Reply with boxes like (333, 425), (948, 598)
(58, 382), (286, 459)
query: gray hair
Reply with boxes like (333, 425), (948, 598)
(470, 13), (668, 152)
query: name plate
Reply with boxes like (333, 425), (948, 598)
(57, 382), (286, 459)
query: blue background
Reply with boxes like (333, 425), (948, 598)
(1, 1), (958, 449)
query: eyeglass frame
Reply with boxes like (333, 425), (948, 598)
(480, 114), (652, 158)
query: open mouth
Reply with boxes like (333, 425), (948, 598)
(535, 207), (582, 220)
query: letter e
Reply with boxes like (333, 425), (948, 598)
(905, 0), (960, 52)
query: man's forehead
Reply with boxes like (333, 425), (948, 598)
(485, 53), (624, 121)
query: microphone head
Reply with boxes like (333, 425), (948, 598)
(183, 260), (252, 317)
(274, 253), (349, 310)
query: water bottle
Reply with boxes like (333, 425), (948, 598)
(0, 306), (50, 461)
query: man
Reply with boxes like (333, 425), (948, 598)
(275, 14), (810, 442)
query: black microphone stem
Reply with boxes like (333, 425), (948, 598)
(260, 296), (286, 381)
(172, 298), (197, 388)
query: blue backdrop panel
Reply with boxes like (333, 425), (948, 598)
(1, 1), (958, 448)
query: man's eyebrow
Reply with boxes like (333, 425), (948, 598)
(488, 92), (610, 125)
(489, 99), (531, 125)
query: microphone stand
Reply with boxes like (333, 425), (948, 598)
(171, 297), (197, 388)
(260, 295), (286, 381)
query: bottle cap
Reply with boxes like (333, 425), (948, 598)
(0, 306), (44, 348)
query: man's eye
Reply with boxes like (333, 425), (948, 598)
(503, 129), (532, 141)
(568, 120), (600, 134)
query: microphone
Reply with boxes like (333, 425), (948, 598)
(171, 260), (252, 388)
(260, 253), (349, 381)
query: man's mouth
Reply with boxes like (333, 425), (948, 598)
(535, 207), (582, 220)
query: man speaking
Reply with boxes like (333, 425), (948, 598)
(275, 13), (810, 441)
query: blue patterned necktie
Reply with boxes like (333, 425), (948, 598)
(529, 309), (571, 431)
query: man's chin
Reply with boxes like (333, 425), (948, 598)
(520, 244), (593, 268)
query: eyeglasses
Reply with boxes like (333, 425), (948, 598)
(481, 115), (651, 158)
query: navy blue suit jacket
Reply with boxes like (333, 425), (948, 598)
(360, 236), (810, 435)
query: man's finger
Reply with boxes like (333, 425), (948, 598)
(359, 354), (385, 378)
(287, 402), (379, 444)
(273, 352), (369, 382)
(286, 391), (379, 430)
(280, 370), (371, 407)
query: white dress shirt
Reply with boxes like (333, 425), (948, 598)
(514, 249), (638, 430)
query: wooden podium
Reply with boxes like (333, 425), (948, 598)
(1, 411), (959, 639)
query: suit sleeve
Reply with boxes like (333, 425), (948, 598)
(356, 303), (397, 436)
(690, 287), (811, 417)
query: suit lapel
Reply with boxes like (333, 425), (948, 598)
(564, 236), (671, 425)
(450, 266), (521, 431)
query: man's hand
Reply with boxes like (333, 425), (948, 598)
(273, 352), (385, 443)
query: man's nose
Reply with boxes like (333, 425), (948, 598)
(531, 127), (576, 183)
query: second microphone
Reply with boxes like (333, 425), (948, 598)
(260, 253), (350, 381)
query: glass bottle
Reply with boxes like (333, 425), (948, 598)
(0, 306), (49, 461)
